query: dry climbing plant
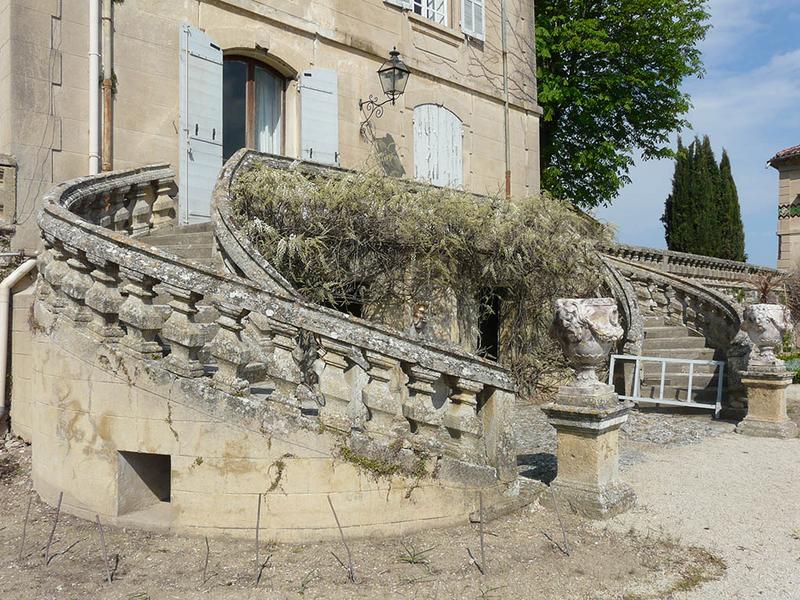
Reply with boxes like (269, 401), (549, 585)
(231, 162), (611, 395)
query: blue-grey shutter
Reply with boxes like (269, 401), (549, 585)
(299, 69), (340, 166)
(413, 104), (463, 188)
(462, 0), (485, 40)
(179, 24), (223, 224)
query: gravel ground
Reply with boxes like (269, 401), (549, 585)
(603, 433), (800, 599)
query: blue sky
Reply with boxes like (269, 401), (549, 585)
(593, 0), (800, 267)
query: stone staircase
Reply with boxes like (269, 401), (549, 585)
(637, 315), (722, 405)
(140, 222), (220, 269)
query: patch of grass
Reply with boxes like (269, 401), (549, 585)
(398, 541), (436, 565)
(664, 548), (726, 594)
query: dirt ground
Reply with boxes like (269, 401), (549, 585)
(0, 438), (724, 600)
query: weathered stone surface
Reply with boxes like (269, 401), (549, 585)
(737, 371), (798, 439)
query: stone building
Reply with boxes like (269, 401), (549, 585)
(0, 0), (541, 251)
(770, 144), (800, 270)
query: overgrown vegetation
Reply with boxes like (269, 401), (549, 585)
(231, 162), (611, 394)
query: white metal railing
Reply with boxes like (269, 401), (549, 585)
(608, 354), (725, 418)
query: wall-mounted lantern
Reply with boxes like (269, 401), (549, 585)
(359, 48), (411, 134)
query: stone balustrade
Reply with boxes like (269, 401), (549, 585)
(601, 242), (781, 299)
(36, 164), (516, 482)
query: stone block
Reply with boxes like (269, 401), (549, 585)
(737, 371), (798, 439)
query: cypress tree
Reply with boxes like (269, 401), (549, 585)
(718, 150), (746, 261)
(661, 136), (745, 260)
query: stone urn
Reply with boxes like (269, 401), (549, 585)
(554, 298), (624, 385)
(741, 303), (794, 368)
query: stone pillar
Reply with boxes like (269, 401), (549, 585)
(542, 298), (635, 519)
(736, 303), (798, 438)
(209, 301), (251, 395)
(737, 371), (797, 438)
(318, 337), (356, 432)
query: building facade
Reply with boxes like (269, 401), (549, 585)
(770, 145), (800, 270)
(0, 0), (541, 250)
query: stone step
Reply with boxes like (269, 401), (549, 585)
(644, 326), (702, 339)
(643, 316), (664, 327)
(643, 336), (707, 351)
(641, 347), (717, 361)
(144, 231), (214, 246)
(635, 383), (719, 404)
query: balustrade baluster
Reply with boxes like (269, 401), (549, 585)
(160, 284), (206, 377)
(209, 301), (251, 395)
(443, 378), (483, 457)
(130, 182), (156, 237)
(118, 267), (164, 359)
(318, 338), (359, 431)
(403, 364), (444, 450)
(149, 178), (178, 231)
(362, 350), (403, 437)
(112, 186), (132, 233)
(60, 245), (94, 323)
(84, 253), (124, 341)
(41, 237), (71, 313)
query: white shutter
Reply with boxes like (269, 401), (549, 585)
(413, 104), (463, 188)
(300, 69), (340, 166)
(462, 0), (485, 40)
(386, 0), (412, 8)
(179, 24), (223, 224)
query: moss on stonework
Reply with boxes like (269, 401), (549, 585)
(338, 443), (430, 485)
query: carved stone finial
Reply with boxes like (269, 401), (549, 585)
(553, 298), (623, 386)
(741, 303), (793, 370)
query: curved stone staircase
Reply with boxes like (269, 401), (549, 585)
(22, 159), (521, 542)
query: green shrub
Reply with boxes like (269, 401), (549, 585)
(230, 162), (611, 395)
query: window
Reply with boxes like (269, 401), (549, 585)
(413, 0), (447, 25)
(461, 0), (485, 39)
(413, 104), (463, 188)
(223, 57), (284, 160)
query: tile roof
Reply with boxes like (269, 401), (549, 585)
(769, 144), (800, 165)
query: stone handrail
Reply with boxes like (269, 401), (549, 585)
(36, 164), (517, 482)
(601, 242), (780, 287)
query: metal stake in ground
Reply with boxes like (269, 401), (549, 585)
(43, 491), (63, 566)
(479, 491), (487, 577)
(327, 494), (355, 583)
(95, 515), (112, 583)
(254, 493), (262, 585)
(18, 487), (33, 561)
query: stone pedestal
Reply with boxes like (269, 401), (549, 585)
(542, 383), (636, 519)
(737, 370), (798, 439)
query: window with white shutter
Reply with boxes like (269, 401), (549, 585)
(300, 69), (340, 166)
(462, 0), (485, 40)
(413, 104), (463, 189)
(179, 24), (223, 224)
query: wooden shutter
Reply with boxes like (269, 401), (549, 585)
(299, 69), (340, 166)
(179, 24), (223, 224)
(413, 104), (463, 188)
(462, 0), (485, 40)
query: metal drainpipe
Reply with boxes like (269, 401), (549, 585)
(0, 259), (37, 432)
(88, 0), (101, 175)
(501, 0), (511, 198)
(101, 0), (114, 172)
